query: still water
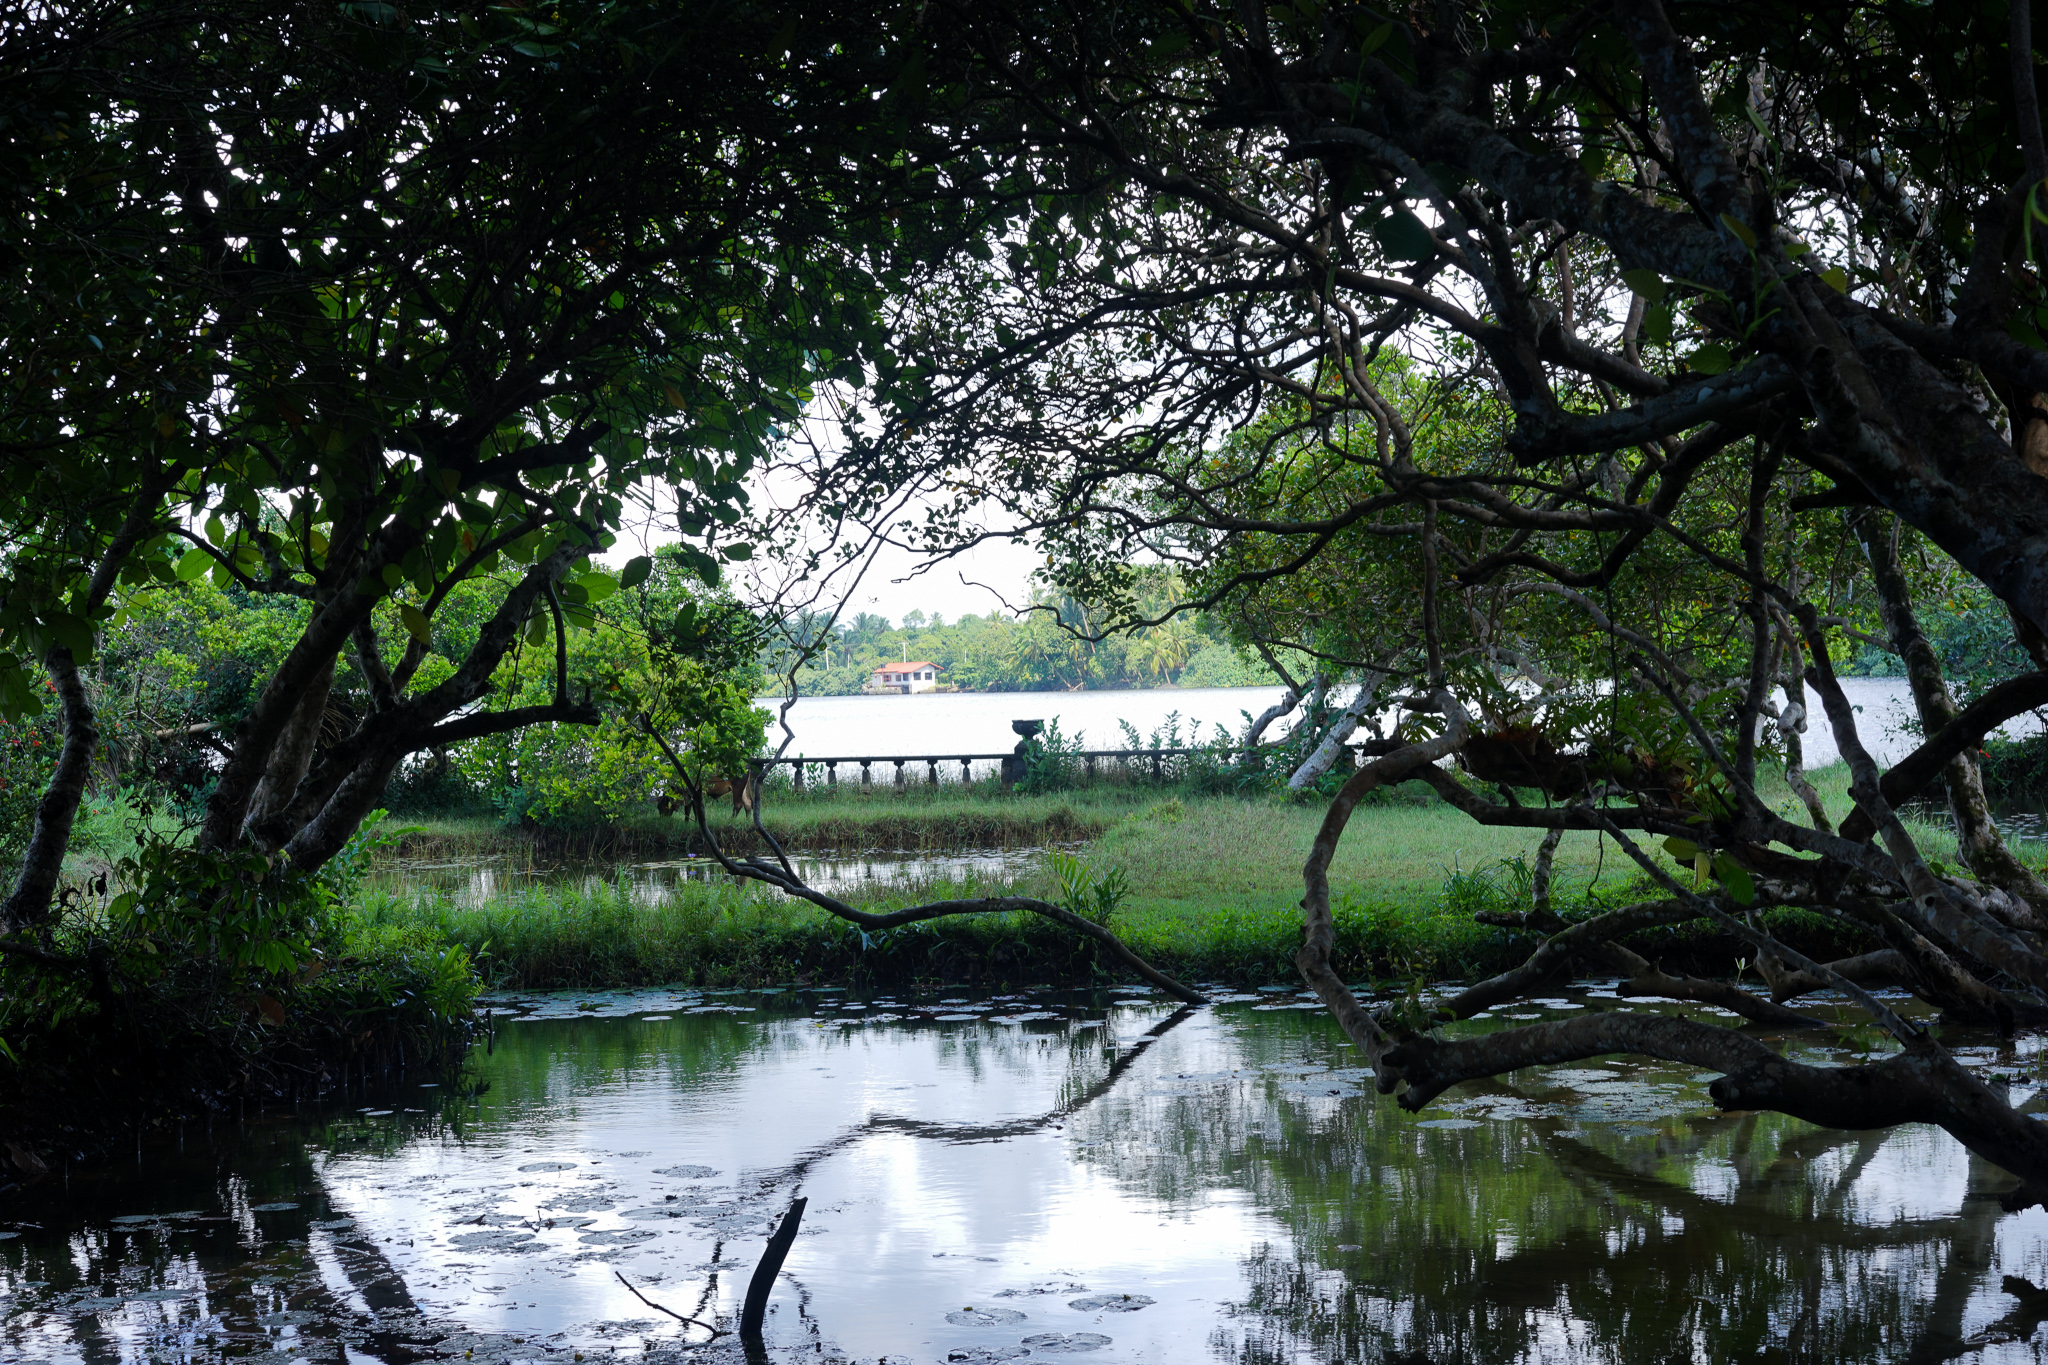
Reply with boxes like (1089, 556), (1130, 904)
(10, 988), (2048, 1362)
(370, 850), (1053, 909)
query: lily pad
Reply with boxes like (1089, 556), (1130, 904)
(578, 1229), (659, 1245)
(544, 1194), (616, 1213)
(248, 1202), (300, 1212)
(1068, 1293), (1154, 1312)
(448, 1230), (538, 1251)
(946, 1306), (1027, 1326)
(651, 1165), (718, 1179)
(108, 1215), (161, 1225)
(947, 1350), (1030, 1363)
(1416, 1118), (1480, 1130)
(1021, 1332), (1113, 1353)
(517, 1161), (575, 1172)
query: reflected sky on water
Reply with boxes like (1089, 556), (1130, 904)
(366, 848), (1055, 909)
(8, 987), (2048, 1363)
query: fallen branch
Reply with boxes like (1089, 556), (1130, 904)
(1378, 1012), (2048, 1208)
(612, 1272), (723, 1337)
(1754, 948), (1912, 1002)
(740, 1197), (808, 1343)
(1613, 969), (1832, 1029)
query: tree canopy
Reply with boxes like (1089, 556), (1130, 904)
(745, 0), (2048, 1204)
(0, 0), (981, 930)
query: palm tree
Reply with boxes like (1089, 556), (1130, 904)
(1129, 619), (1195, 681)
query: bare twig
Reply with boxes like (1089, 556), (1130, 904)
(612, 1272), (724, 1337)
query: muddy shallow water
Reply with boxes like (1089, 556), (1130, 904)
(10, 985), (2048, 1363)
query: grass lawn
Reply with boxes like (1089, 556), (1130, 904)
(361, 762), (1968, 991)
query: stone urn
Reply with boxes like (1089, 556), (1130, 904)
(1001, 719), (1046, 786)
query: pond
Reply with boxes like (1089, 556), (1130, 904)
(10, 988), (2048, 1363)
(368, 849), (1057, 908)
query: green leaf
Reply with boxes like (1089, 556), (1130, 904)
(45, 611), (95, 660)
(1820, 266), (1850, 294)
(719, 543), (754, 562)
(577, 571), (618, 602)
(380, 563), (406, 591)
(1662, 836), (1700, 861)
(1620, 268), (1667, 303)
(525, 614), (549, 645)
(1642, 303), (1673, 348)
(398, 604), (433, 646)
(1719, 213), (1758, 250)
(1369, 209), (1437, 263)
(1687, 344), (1733, 375)
(176, 547), (212, 580)
(618, 554), (653, 589)
(1712, 852), (1756, 906)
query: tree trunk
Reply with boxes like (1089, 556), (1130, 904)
(242, 657), (334, 851)
(197, 513), (425, 852)
(1287, 675), (1384, 790)
(1242, 676), (1310, 752)
(1, 648), (97, 934)
(1771, 616), (1833, 832)
(1854, 511), (2048, 912)
(283, 744), (411, 873)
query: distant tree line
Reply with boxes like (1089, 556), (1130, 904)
(765, 583), (1278, 696)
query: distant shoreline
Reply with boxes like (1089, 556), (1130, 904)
(755, 681), (1290, 701)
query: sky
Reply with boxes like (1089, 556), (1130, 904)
(608, 454), (1044, 629)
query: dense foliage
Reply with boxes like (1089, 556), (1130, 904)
(740, 0), (2048, 1203)
(0, 0), (990, 1146)
(769, 592), (1275, 696)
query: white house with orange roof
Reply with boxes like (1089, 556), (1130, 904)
(869, 660), (942, 694)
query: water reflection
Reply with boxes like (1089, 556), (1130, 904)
(8, 989), (2048, 1362)
(370, 846), (1052, 907)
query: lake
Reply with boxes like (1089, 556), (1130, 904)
(9, 985), (2048, 1363)
(758, 678), (2024, 771)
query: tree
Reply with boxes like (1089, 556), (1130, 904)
(443, 556), (768, 825)
(0, 0), (974, 942)
(760, 0), (2048, 1206)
